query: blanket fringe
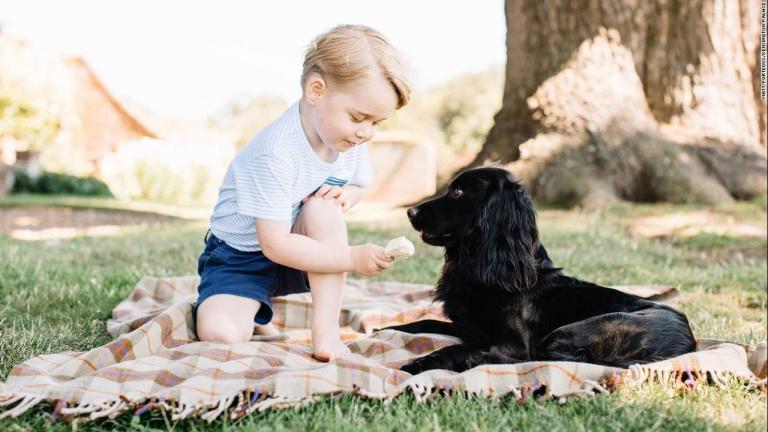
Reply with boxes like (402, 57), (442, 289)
(352, 386), (388, 400)
(261, 396), (316, 412)
(200, 395), (236, 422)
(2, 364), (764, 423)
(625, 365), (766, 391)
(89, 400), (127, 420)
(0, 394), (24, 407)
(408, 382), (435, 403)
(581, 379), (610, 395)
(170, 401), (198, 421)
(60, 402), (103, 416)
(0, 394), (44, 420)
(507, 385), (523, 400)
(549, 378), (612, 402)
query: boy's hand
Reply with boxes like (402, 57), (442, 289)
(304, 185), (350, 212)
(350, 244), (394, 276)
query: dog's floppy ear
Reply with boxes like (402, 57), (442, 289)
(459, 175), (538, 292)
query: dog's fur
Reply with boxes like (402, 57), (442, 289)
(383, 167), (696, 375)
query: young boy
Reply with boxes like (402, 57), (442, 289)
(193, 24), (411, 361)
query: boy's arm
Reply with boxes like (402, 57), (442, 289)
(308, 184), (366, 212)
(343, 184), (366, 209)
(257, 219), (393, 275)
(256, 219), (355, 273)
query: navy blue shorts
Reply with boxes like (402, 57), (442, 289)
(192, 230), (310, 325)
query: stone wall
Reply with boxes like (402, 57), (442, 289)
(362, 131), (436, 206)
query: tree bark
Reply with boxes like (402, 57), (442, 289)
(468, 0), (766, 207)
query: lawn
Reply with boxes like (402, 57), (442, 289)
(0, 196), (766, 431)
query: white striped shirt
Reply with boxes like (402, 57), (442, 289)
(209, 101), (373, 252)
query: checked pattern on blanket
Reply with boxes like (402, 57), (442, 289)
(1, 276), (765, 423)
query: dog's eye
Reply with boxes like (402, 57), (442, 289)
(451, 188), (464, 198)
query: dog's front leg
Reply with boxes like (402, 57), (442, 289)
(401, 344), (522, 374)
(401, 344), (476, 374)
(377, 319), (457, 336)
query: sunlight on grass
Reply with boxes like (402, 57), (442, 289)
(0, 194), (212, 220)
(10, 224), (146, 241)
(629, 211), (767, 239)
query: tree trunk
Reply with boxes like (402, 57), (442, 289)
(470, 0), (766, 207)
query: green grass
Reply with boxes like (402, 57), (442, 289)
(0, 198), (766, 431)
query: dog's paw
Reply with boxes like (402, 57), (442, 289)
(400, 356), (436, 375)
(400, 362), (425, 375)
(376, 324), (407, 333)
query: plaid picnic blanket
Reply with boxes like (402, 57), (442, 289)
(1, 276), (765, 423)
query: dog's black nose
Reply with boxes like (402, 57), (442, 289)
(407, 207), (418, 219)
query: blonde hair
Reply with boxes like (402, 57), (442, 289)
(301, 24), (411, 108)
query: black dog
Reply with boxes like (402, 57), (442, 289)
(383, 167), (696, 375)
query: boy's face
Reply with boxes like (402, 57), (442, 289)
(306, 72), (398, 154)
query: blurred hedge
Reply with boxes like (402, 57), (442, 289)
(11, 169), (113, 197)
(98, 138), (231, 204)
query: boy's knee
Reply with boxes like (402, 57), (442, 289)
(300, 197), (346, 238)
(196, 314), (252, 344)
(302, 196), (344, 219)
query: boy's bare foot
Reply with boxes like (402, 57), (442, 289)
(249, 323), (288, 342)
(312, 332), (351, 362)
(254, 323), (281, 337)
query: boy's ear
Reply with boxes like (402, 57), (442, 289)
(305, 73), (326, 105)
